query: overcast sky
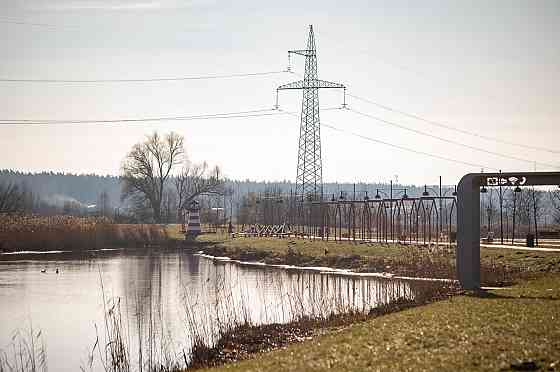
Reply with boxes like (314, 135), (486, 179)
(0, 0), (558, 186)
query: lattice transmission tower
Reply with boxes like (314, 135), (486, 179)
(277, 25), (346, 201)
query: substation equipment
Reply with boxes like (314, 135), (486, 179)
(244, 184), (458, 248)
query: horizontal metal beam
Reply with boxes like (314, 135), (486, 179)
(288, 49), (315, 57)
(457, 171), (560, 290)
(278, 79), (345, 90)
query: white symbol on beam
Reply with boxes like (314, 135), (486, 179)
(487, 177), (498, 186)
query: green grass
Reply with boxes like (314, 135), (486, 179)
(176, 232), (560, 370)
(195, 233), (560, 278)
(200, 274), (560, 372)
(197, 232), (409, 258)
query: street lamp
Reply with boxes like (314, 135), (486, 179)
(402, 189), (408, 199)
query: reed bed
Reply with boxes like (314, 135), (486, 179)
(0, 214), (169, 252)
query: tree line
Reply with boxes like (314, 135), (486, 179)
(2, 135), (560, 229)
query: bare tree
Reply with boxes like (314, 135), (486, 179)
(517, 189), (533, 235)
(530, 188), (544, 245)
(97, 190), (111, 217)
(0, 182), (24, 212)
(174, 161), (225, 214)
(121, 132), (184, 223)
(161, 187), (178, 223)
(550, 190), (560, 225)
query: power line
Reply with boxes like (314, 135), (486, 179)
(0, 106), (344, 125)
(347, 107), (560, 169)
(348, 93), (560, 156)
(292, 68), (558, 156)
(0, 70), (288, 83)
(279, 109), (496, 170)
(0, 109), (290, 125)
(0, 18), (78, 29)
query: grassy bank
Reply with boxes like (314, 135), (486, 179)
(0, 214), (170, 252)
(191, 232), (560, 286)
(199, 274), (560, 372)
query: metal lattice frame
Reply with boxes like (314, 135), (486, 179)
(277, 25), (345, 201)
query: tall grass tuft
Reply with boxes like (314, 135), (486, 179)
(0, 323), (47, 372)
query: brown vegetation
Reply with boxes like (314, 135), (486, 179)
(194, 236), (530, 287)
(0, 214), (170, 252)
(187, 280), (458, 370)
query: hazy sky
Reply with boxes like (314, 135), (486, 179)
(1, 0), (559, 186)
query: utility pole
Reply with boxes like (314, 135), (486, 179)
(277, 25), (346, 202)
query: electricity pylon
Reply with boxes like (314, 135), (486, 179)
(277, 25), (346, 201)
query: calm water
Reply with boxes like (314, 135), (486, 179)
(0, 248), (416, 371)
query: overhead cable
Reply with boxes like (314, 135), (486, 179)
(279, 109), (496, 170)
(0, 108), (288, 125)
(0, 70), (289, 84)
(347, 107), (559, 169)
(348, 93), (560, 155)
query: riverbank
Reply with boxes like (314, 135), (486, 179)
(199, 273), (560, 372)
(187, 282), (458, 370)
(180, 232), (560, 371)
(192, 232), (560, 286)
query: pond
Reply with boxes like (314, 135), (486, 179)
(0, 248), (424, 371)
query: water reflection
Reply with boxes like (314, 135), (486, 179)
(0, 249), (424, 371)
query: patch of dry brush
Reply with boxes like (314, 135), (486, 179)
(0, 214), (169, 252)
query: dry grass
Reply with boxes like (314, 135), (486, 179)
(192, 233), (560, 286)
(0, 214), (170, 252)
(0, 323), (47, 372)
(200, 274), (560, 372)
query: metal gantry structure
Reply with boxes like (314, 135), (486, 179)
(243, 186), (458, 246)
(277, 25), (346, 201)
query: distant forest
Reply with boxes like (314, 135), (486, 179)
(0, 169), (427, 217)
(1, 169), (558, 229)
